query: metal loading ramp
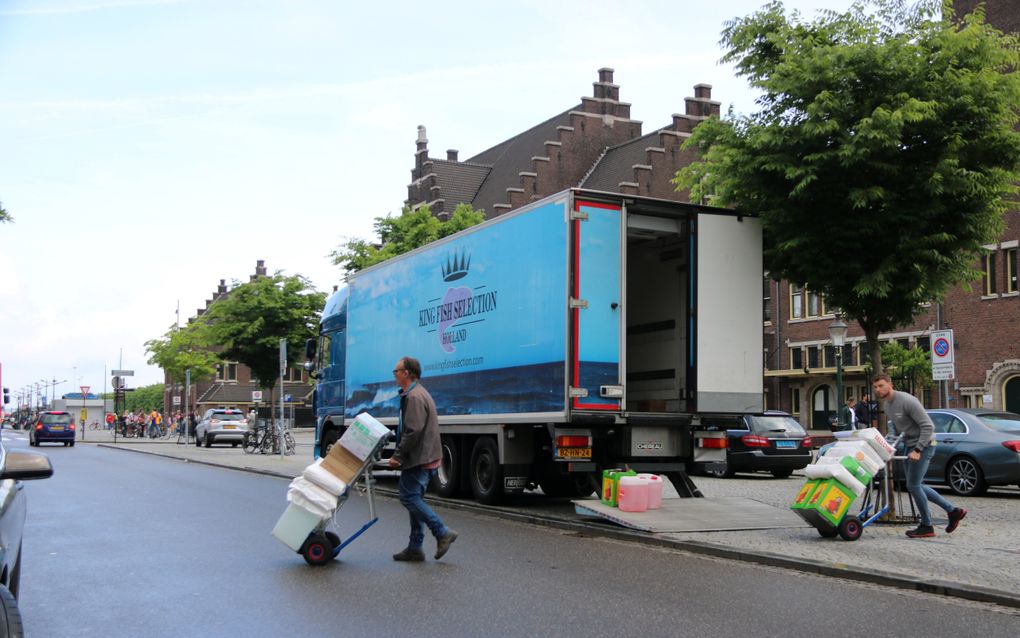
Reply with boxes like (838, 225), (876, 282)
(573, 497), (810, 533)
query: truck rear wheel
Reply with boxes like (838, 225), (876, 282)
(431, 435), (462, 498)
(469, 437), (503, 505)
(320, 428), (339, 457)
(540, 472), (596, 498)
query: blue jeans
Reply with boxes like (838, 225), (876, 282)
(905, 445), (956, 527)
(398, 466), (449, 550)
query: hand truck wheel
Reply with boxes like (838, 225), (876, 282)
(300, 532), (336, 566)
(838, 515), (863, 541)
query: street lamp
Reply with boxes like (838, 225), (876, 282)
(828, 313), (849, 429)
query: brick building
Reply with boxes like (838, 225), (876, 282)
(162, 260), (314, 423)
(406, 68), (719, 218)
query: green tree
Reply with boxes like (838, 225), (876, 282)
(675, 0), (1020, 376)
(203, 273), (326, 403)
(331, 203), (485, 273)
(0, 201), (11, 224)
(879, 341), (933, 395)
(124, 383), (164, 413)
(144, 321), (221, 387)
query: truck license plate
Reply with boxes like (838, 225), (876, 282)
(557, 447), (592, 459)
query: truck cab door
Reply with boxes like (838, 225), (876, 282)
(571, 199), (623, 411)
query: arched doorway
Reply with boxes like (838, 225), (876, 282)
(812, 385), (832, 429)
(1005, 375), (1020, 415)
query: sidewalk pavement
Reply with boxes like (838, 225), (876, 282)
(75, 427), (1020, 609)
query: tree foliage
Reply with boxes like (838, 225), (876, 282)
(331, 203), (485, 273)
(123, 383), (164, 413)
(879, 341), (933, 393)
(675, 0), (1020, 375)
(202, 273), (326, 397)
(0, 201), (11, 224)
(144, 322), (220, 386)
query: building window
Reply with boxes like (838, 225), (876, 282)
(842, 344), (854, 367)
(859, 342), (871, 367)
(982, 250), (997, 295)
(218, 363), (238, 382)
(806, 290), (823, 317)
(824, 345), (836, 368)
(763, 275), (772, 323)
(791, 347), (803, 370)
(807, 346), (820, 369)
(917, 336), (930, 352)
(791, 388), (801, 415)
(1007, 248), (1018, 294)
(790, 284), (803, 319)
(896, 338), (910, 350)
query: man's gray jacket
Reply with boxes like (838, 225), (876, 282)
(394, 382), (442, 469)
(885, 390), (934, 453)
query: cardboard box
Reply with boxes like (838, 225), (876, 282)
(321, 442), (366, 484)
(794, 478), (856, 528)
(791, 479), (820, 509)
(339, 412), (391, 461)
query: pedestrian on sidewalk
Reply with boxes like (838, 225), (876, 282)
(854, 393), (873, 429)
(872, 374), (967, 538)
(387, 356), (458, 562)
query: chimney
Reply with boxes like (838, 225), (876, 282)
(333, 285), (339, 292)
(593, 67), (620, 101)
(416, 125), (428, 152)
(694, 83), (712, 99)
(218, 279), (227, 295)
(598, 67), (614, 84)
(415, 125), (429, 174)
(256, 259), (267, 277)
(447, 149), (458, 161)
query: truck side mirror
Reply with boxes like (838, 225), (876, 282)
(305, 338), (317, 360)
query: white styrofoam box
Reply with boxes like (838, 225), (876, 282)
(340, 412), (391, 461)
(271, 503), (324, 552)
(302, 459), (348, 496)
(804, 463), (866, 496)
(852, 427), (896, 461)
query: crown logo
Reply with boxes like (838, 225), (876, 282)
(441, 250), (471, 282)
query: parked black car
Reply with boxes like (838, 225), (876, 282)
(704, 411), (813, 478)
(0, 439), (53, 635)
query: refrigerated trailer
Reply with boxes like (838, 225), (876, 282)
(306, 189), (763, 504)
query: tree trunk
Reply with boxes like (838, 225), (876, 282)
(864, 324), (885, 434)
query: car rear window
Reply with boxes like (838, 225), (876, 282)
(977, 413), (1020, 432)
(41, 414), (72, 425)
(747, 415), (806, 435)
(213, 412), (245, 421)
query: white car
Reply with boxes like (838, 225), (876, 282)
(195, 409), (248, 448)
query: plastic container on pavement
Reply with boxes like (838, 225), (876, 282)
(272, 503), (325, 551)
(601, 469), (636, 507)
(637, 474), (664, 509)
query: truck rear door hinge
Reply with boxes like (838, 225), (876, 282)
(570, 210), (589, 221)
(568, 387), (589, 398)
(569, 297), (589, 310)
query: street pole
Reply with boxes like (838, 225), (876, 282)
(835, 347), (844, 429)
(279, 338), (286, 459)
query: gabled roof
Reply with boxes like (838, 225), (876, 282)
(197, 383), (313, 405)
(580, 130), (659, 192)
(428, 159), (491, 212)
(466, 107), (577, 214)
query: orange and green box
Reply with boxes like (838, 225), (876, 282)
(794, 478), (856, 528)
(791, 479), (822, 510)
(600, 469), (636, 507)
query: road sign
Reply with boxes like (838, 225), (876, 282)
(931, 330), (954, 364)
(111, 370), (134, 377)
(284, 394), (293, 402)
(252, 390), (263, 401)
(172, 396), (181, 406)
(932, 363), (954, 381)
(80, 385), (91, 397)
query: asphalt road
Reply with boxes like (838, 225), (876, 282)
(10, 435), (1020, 638)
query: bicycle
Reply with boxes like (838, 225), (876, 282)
(243, 424), (295, 455)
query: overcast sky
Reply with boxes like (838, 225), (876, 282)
(0, 0), (837, 404)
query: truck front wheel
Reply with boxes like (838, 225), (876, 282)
(431, 435), (462, 498)
(469, 437), (503, 505)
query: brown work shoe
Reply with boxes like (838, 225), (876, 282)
(946, 508), (967, 534)
(392, 547), (425, 562)
(434, 530), (458, 560)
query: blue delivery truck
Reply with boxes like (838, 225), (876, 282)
(305, 189), (763, 504)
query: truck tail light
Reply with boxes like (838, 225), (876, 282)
(741, 435), (770, 448)
(801, 436), (813, 448)
(1002, 441), (1020, 453)
(698, 437), (727, 449)
(556, 435), (591, 448)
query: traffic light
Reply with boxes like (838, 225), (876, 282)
(2, 387), (9, 405)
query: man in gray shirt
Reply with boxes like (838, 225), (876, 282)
(873, 374), (967, 538)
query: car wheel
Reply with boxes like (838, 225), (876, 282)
(0, 585), (25, 638)
(946, 456), (987, 496)
(8, 545), (21, 599)
(469, 437), (504, 505)
(231, 442), (239, 448)
(706, 465), (734, 478)
(69, 441), (75, 447)
(203, 433), (212, 448)
(771, 469), (793, 479)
